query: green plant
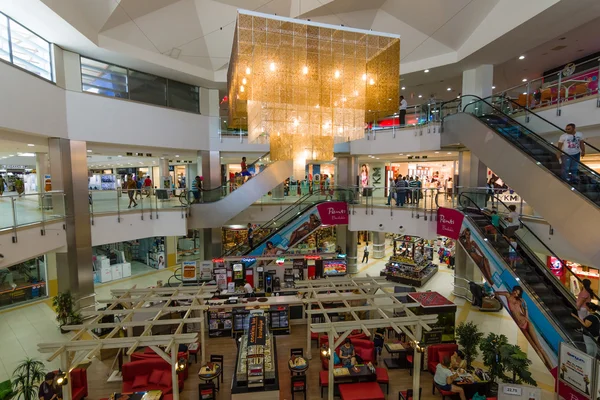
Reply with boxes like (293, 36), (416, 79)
(52, 291), (82, 328)
(479, 333), (509, 384)
(11, 358), (45, 400)
(499, 344), (537, 386)
(0, 379), (14, 400)
(455, 321), (484, 370)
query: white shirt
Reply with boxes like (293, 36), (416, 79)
(558, 132), (584, 155)
(364, 245), (369, 253)
(507, 211), (520, 227)
(244, 283), (253, 293)
(399, 99), (408, 111)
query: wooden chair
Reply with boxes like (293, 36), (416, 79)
(210, 355), (224, 391)
(290, 348), (304, 358)
(291, 374), (307, 400)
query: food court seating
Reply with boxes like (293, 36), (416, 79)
(426, 343), (458, 374)
(399, 388), (423, 400)
(433, 382), (460, 400)
(375, 367), (389, 394)
(319, 331), (368, 347)
(319, 370), (329, 398)
(320, 339), (375, 370)
(121, 359), (184, 394)
(291, 374), (307, 399)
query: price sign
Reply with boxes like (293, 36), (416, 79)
(503, 386), (522, 396)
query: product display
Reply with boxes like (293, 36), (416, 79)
(208, 310), (233, 338)
(382, 256), (437, 287)
(89, 174), (117, 191)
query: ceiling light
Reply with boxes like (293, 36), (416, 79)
(9, 155), (14, 157)
(435, 151), (440, 154)
(362, 73), (367, 81)
(369, 78), (375, 85)
(269, 62), (276, 71)
(302, 66), (308, 75)
(17, 152), (35, 157)
(522, 92), (527, 95)
(519, 55), (525, 60)
(87, 150), (92, 153)
(456, 96), (460, 99)
(492, 86), (496, 89)
(246, 67), (251, 75)
(175, 155), (180, 157)
(418, 95), (422, 98)
(27, 144), (34, 147)
(447, 152), (452, 154)
(447, 87), (451, 91)
(334, 70), (340, 79)
(424, 69), (429, 73)
(242, 77), (247, 85)
(401, 86), (405, 90)
(117, 155), (122, 157)
(399, 154), (403, 156)
(522, 78), (527, 82)
(315, 104), (320, 109)
(240, 85), (245, 92)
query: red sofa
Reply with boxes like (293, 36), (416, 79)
(52, 368), (87, 400)
(427, 343), (458, 374)
(319, 332), (369, 347)
(130, 348), (190, 380)
(122, 359), (184, 394)
(321, 338), (375, 370)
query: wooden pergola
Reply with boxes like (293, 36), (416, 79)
(297, 276), (439, 400)
(37, 284), (218, 400)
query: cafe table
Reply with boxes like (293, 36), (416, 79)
(454, 372), (490, 399)
(383, 342), (410, 369)
(198, 362), (222, 391)
(288, 355), (309, 375)
(109, 390), (162, 400)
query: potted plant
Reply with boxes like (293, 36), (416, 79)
(455, 321), (483, 370)
(479, 333), (508, 392)
(499, 344), (537, 386)
(52, 291), (82, 333)
(11, 358), (45, 400)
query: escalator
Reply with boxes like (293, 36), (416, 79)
(452, 192), (600, 370)
(442, 95), (600, 266)
(222, 188), (354, 258)
(188, 152), (293, 228)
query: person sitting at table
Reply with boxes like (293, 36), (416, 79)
(434, 357), (466, 400)
(339, 338), (356, 367)
(451, 350), (466, 370)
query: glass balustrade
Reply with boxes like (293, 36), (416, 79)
(0, 192), (65, 231)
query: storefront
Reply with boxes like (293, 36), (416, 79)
(92, 237), (166, 284)
(0, 255), (47, 308)
(1, 164), (37, 194)
(547, 256), (600, 298)
(386, 160), (456, 187)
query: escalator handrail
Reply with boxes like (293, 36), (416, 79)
(441, 95), (595, 169)
(459, 190), (594, 306)
(483, 95), (600, 154)
(200, 151), (271, 194)
(455, 193), (577, 346)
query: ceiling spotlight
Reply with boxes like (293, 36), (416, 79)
(302, 66), (308, 75)
(175, 155), (180, 157)
(418, 94), (422, 98)
(315, 104), (320, 109)
(399, 154), (403, 156)
(269, 62), (276, 71)
(369, 78), (375, 85)
(362, 73), (367, 81)
(447, 87), (451, 91)
(87, 150), (92, 153)
(246, 67), (251, 75)
(27, 144), (34, 147)
(447, 152), (452, 154)
(522, 78), (527, 82)
(424, 69), (429, 73)
(55, 370), (68, 386)
(334, 70), (340, 79)
(401, 86), (405, 90)
(242, 77), (247, 85)
(522, 92), (527, 95)
(176, 358), (187, 372)
(117, 155), (122, 157)
(240, 85), (245, 92)
(519, 55), (525, 60)
(492, 86), (496, 89)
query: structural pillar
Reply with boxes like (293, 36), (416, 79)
(336, 155), (359, 274)
(454, 244), (483, 299)
(158, 158), (170, 189)
(48, 138), (94, 307)
(372, 232), (386, 259)
(458, 151), (487, 206)
(462, 64), (493, 99)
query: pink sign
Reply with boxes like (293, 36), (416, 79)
(437, 207), (465, 239)
(316, 201), (349, 225)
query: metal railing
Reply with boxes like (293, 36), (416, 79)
(351, 185), (441, 221)
(496, 57), (600, 116)
(0, 191), (66, 241)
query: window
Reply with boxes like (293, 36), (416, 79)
(8, 18), (52, 80)
(0, 12), (53, 81)
(168, 80), (199, 113)
(129, 70), (167, 106)
(81, 57), (128, 98)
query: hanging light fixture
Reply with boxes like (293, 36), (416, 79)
(228, 10), (400, 179)
(176, 357), (187, 372)
(56, 370), (68, 386)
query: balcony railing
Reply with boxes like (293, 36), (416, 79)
(0, 192), (66, 239)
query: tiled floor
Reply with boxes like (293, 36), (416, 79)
(0, 243), (554, 397)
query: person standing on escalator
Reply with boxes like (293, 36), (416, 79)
(247, 223), (254, 249)
(577, 279), (595, 320)
(572, 302), (600, 358)
(558, 123), (585, 184)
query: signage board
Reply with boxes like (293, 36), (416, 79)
(247, 315), (267, 346)
(182, 261), (197, 282)
(558, 342), (594, 398)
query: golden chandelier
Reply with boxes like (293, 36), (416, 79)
(228, 10), (400, 178)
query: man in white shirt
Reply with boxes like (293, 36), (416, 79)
(399, 95), (408, 126)
(243, 280), (253, 295)
(504, 204), (520, 238)
(557, 123), (585, 183)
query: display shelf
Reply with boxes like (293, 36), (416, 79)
(208, 310), (233, 338)
(383, 258), (438, 288)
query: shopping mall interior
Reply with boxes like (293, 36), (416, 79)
(1, 1), (600, 400)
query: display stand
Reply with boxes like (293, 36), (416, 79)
(208, 309), (233, 338)
(383, 256), (437, 287)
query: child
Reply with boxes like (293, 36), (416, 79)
(484, 210), (500, 241)
(508, 237), (519, 268)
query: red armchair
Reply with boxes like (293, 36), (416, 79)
(131, 348), (190, 379)
(426, 343), (458, 374)
(319, 332), (369, 347)
(52, 368), (87, 400)
(321, 339), (375, 370)
(122, 359), (184, 394)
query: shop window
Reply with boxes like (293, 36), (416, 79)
(168, 79), (199, 113)
(0, 256), (47, 308)
(8, 18), (52, 81)
(128, 69), (167, 107)
(81, 57), (128, 98)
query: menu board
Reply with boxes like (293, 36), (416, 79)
(247, 315), (266, 346)
(558, 342), (594, 398)
(323, 259), (347, 276)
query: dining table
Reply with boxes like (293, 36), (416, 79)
(453, 371), (490, 399)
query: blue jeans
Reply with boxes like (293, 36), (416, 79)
(386, 191), (394, 205)
(396, 191), (405, 206)
(562, 153), (580, 182)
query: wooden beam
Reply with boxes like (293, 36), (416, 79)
(149, 346), (173, 365)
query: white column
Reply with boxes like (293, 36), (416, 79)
(53, 46), (82, 92)
(200, 314), (206, 364)
(328, 330), (334, 400)
(171, 348), (179, 400)
(412, 324), (423, 396)
(60, 352), (72, 400)
(462, 65), (493, 98)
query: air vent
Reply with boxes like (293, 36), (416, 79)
(126, 152), (133, 156)
(146, 153), (152, 157)
(551, 45), (567, 51)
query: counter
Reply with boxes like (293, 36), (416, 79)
(231, 335), (279, 399)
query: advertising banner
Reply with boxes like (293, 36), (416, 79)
(247, 315), (266, 346)
(247, 202), (348, 262)
(437, 207), (465, 239)
(557, 343), (594, 399)
(458, 216), (561, 371)
(182, 261), (197, 282)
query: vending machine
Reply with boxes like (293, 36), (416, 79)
(256, 266), (264, 291)
(233, 263), (244, 286)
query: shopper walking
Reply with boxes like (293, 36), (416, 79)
(241, 157), (251, 183)
(362, 243), (369, 263)
(143, 175), (152, 198)
(395, 175), (407, 207)
(135, 176), (143, 199)
(126, 174), (137, 208)
(572, 302), (600, 358)
(445, 178), (454, 201)
(191, 176), (202, 203)
(577, 279), (595, 320)
(406, 176), (413, 204)
(409, 176), (421, 205)
(485, 177), (496, 208)
(399, 95), (407, 126)
(247, 223), (254, 249)
(557, 123), (585, 183)
(385, 177), (395, 205)
(0, 175), (4, 195)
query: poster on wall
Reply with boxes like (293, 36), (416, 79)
(557, 342), (594, 399)
(246, 201), (349, 262)
(182, 261), (197, 282)
(457, 216), (561, 371)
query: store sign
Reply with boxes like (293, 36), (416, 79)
(247, 315), (266, 346)
(437, 207), (464, 239)
(559, 343), (594, 398)
(422, 330), (443, 345)
(316, 201), (349, 225)
(182, 261), (197, 282)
